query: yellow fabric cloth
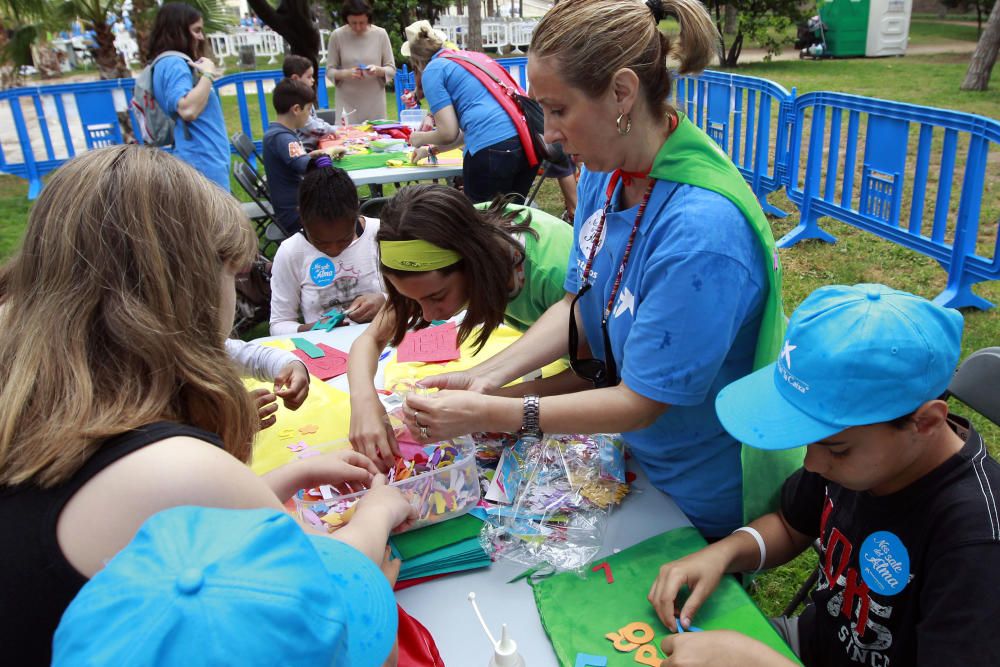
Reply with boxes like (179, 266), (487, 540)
(245, 340), (352, 476)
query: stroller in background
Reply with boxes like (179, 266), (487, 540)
(795, 15), (830, 59)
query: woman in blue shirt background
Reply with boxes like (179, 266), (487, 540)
(401, 21), (536, 205)
(149, 2), (230, 191)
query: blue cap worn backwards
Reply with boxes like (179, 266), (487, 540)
(716, 284), (964, 450)
(53, 506), (397, 667)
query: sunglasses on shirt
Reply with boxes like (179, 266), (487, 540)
(568, 283), (619, 389)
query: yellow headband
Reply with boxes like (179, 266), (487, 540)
(379, 239), (462, 272)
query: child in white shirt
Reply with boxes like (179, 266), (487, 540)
(269, 163), (385, 334)
(225, 338), (309, 428)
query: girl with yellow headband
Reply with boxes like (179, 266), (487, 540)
(347, 184), (573, 468)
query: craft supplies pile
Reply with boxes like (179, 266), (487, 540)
(313, 120), (457, 169)
(295, 436), (480, 532)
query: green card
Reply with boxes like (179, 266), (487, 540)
(391, 513), (485, 561)
(530, 527), (801, 666)
(291, 338), (324, 359)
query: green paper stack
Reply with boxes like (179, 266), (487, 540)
(531, 527), (801, 666)
(391, 514), (490, 581)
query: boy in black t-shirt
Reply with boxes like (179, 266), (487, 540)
(648, 283), (1000, 667)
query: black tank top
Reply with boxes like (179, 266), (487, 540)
(0, 421), (223, 665)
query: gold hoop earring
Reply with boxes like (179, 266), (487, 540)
(616, 112), (632, 136)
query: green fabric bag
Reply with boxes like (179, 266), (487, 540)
(651, 115), (803, 524)
(530, 527), (801, 666)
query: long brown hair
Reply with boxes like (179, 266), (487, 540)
(377, 185), (536, 354)
(0, 145), (259, 488)
(147, 2), (203, 60)
(531, 0), (718, 117)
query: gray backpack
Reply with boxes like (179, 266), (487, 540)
(131, 50), (194, 147)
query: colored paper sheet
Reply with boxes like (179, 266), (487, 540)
(391, 513), (485, 561)
(336, 151), (411, 171)
(383, 325), (569, 392)
(531, 527), (801, 666)
(243, 340), (352, 476)
(413, 148), (464, 167)
(291, 337), (325, 358)
(396, 322), (461, 363)
(398, 536), (490, 580)
(292, 343), (349, 381)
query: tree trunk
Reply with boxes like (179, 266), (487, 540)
(132, 0), (154, 65)
(722, 31), (743, 66)
(961, 0), (1000, 90)
(248, 0), (322, 88)
(724, 4), (739, 35)
(468, 0), (483, 51)
(92, 21), (130, 79)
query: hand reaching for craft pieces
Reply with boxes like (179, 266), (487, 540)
(308, 145), (347, 160)
(660, 629), (796, 667)
(409, 146), (431, 164)
(648, 548), (729, 631)
(402, 390), (487, 443)
(251, 387), (280, 429)
(355, 474), (417, 533)
(417, 370), (500, 395)
(274, 360), (310, 410)
(346, 293), (385, 323)
(349, 400), (400, 472)
(297, 450), (381, 493)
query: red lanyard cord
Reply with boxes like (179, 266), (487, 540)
(579, 172), (656, 322)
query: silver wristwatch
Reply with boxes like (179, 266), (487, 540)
(518, 394), (542, 439)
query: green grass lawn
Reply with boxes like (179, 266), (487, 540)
(2, 55), (998, 618)
(908, 18), (982, 44)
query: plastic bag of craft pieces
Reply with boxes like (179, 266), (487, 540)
(482, 434), (628, 573)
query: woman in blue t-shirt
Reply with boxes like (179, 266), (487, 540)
(400, 21), (537, 204)
(148, 2), (230, 191)
(403, 0), (791, 539)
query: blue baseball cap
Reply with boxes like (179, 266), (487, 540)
(716, 284), (964, 450)
(53, 506), (397, 667)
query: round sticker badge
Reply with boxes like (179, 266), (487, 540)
(578, 207), (607, 258)
(860, 531), (911, 596)
(309, 257), (336, 287)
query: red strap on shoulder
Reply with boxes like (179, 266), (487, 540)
(439, 51), (540, 166)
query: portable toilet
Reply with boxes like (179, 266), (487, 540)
(819, 0), (912, 57)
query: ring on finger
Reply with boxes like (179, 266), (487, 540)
(419, 425), (429, 439)
(413, 410), (426, 428)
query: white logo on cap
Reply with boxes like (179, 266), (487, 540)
(781, 341), (797, 369)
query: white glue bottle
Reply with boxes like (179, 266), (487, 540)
(468, 592), (526, 667)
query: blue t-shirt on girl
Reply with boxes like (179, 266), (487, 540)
(153, 55), (231, 191)
(420, 52), (517, 155)
(565, 167), (768, 537)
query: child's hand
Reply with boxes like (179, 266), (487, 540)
(302, 450), (380, 490)
(380, 545), (401, 587)
(346, 293), (385, 323)
(358, 474), (417, 532)
(250, 387), (279, 429)
(349, 401), (399, 472)
(274, 360), (309, 410)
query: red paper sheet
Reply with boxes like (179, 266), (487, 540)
(396, 323), (460, 363)
(292, 343), (349, 380)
